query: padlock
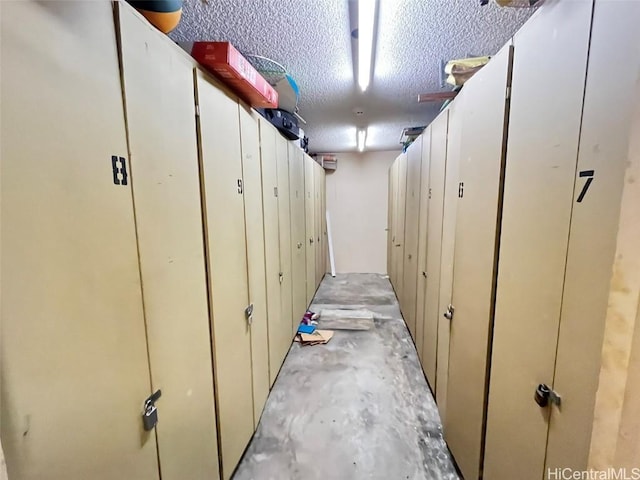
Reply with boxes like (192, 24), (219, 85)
(141, 389), (162, 431)
(534, 384), (551, 407)
(142, 402), (158, 431)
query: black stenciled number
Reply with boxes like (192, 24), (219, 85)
(237, 179), (243, 194)
(576, 169), (594, 203)
(111, 156), (128, 186)
(458, 182), (464, 198)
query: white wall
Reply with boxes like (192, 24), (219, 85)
(325, 150), (397, 274)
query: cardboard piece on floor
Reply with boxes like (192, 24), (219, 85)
(294, 329), (334, 346)
(318, 309), (375, 331)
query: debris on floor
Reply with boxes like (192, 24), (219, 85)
(317, 308), (375, 331)
(294, 329), (334, 346)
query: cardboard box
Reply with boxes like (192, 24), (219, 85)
(186, 41), (278, 109)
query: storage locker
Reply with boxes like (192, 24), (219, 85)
(304, 155), (316, 302)
(277, 135), (295, 341)
(394, 154), (409, 301)
(315, 163), (324, 288)
(289, 143), (308, 327)
(0, 2), (159, 479)
(195, 70), (254, 480)
(401, 136), (424, 339)
(387, 164), (396, 279)
(434, 104), (460, 417)
(259, 119), (289, 386)
(321, 168), (328, 277)
(414, 128), (432, 361)
(117, 5), (220, 479)
(238, 105), (270, 424)
(422, 110), (449, 387)
(484, 2), (593, 478)
(444, 44), (513, 480)
(545, 1), (640, 472)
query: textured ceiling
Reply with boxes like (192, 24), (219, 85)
(170, 0), (533, 153)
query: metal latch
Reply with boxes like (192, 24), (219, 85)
(534, 384), (561, 408)
(245, 303), (254, 326)
(443, 304), (455, 320)
(309, 237), (314, 245)
(142, 389), (162, 431)
(278, 272), (284, 284)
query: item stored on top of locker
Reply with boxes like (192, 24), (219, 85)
(258, 108), (304, 141)
(126, 0), (183, 33)
(181, 42), (279, 109)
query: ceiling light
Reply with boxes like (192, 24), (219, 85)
(358, 0), (377, 92)
(357, 128), (367, 152)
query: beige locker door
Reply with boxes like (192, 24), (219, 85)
(276, 136), (294, 343)
(435, 105), (461, 418)
(402, 136), (424, 339)
(414, 129), (432, 361)
(195, 71), (253, 480)
(422, 110), (449, 387)
(238, 106), (270, 425)
(289, 143), (307, 326)
(315, 164), (323, 288)
(484, 2), (593, 479)
(394, 154), (409, 303)
(444, 45), (513, 480)
(259, 120), (287, 386)
(321, 169), (328, 277)
(0, 2), (159, 479)
(117, 5), (219, 479)
(387, 164), (396, 278)
(304, 155), (316, 302)
(547, 2), (640, 471)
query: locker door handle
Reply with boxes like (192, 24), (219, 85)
(309, 238), (314, 244)
(245, 303), (254, 326)
(422, 271), (427, 278)
(297, 242), (303, 249)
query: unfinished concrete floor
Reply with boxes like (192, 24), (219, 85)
(233, 273), (461, 480)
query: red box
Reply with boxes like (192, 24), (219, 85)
(188, 42), (278, 109)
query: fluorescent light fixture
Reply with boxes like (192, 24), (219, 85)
(357, 128), (367, 152)
(358, 0), (376, 92)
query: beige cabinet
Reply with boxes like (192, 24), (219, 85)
(0, 2), (160, 479)
(484, 2), (594, 478)
(277, 136), (295, 338)
(414, 129), (432, 361)
(401, 137), (423, 339)
(394, 154), (409, 300)
(434, 103), (461, 417)
(289, 144), (307, 326)
(195, 71), (254, 480)
(315, 162), (325, 288)
(238, 106), (270, 424)
(304, 155), (317, 302)
(421, 111), (449, 387)
(117, 5), (220, 479)
(444, 44), (513, 480)
(259, 120), (290, 385)
(387, 163), (397, 279)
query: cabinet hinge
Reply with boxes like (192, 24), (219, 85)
(505, 86), (511, 100)
(195, 105), (200, 117)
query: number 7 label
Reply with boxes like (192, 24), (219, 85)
(576, 170), (595, 203)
